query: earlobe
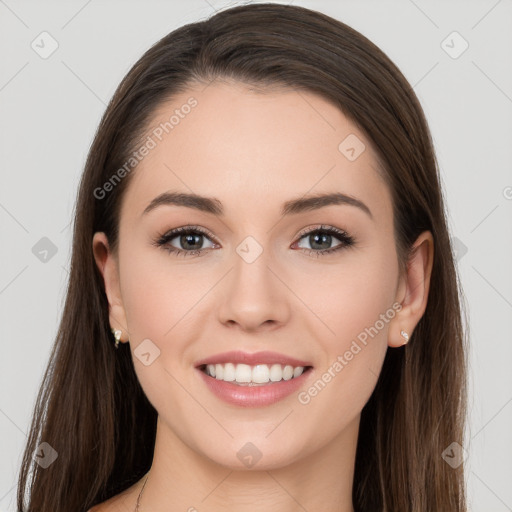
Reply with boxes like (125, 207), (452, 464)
(388, 231), (434, 348)
(92, 232), (130, 343)
(399, 329), (409, 345)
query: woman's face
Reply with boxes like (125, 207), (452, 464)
(95, 80), (408, 470)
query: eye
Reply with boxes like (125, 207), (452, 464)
(152, 225), (217, 257)
(293, 225), (355, 257)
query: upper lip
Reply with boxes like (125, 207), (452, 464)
(194, 350), (313, 368)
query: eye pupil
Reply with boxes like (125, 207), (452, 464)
(181, 233), (202, 250)
(310, 233), (331, 250)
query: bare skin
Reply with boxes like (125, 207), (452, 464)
(92, 80), (433, 512)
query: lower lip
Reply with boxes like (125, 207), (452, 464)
(197, 367), (313, 407)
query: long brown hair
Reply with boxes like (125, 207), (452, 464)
(17, 3), (468, 511)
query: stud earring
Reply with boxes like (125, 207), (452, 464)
(400, 329), (409, 345)
(111, 328), (122, 349)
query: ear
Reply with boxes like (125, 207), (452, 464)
(388, 230), (434, 348)
(92, 232), (129, 343)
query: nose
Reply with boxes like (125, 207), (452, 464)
(216, 244), (291, 332)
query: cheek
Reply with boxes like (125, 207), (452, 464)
(121, 260), (171, 339)
(118, 245), (216, 388)
(119, 242), (200, 340)
(294, 246), (397, 408)
(118, 249), (201, 413)
(292, 245), (399, 347)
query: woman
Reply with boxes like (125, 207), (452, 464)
(17, 3), (468, 511)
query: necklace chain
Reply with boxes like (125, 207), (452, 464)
(135, 473), (149, 512)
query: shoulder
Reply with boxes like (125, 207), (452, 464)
(86, 499), (126, 512)
(87, 503), (111, 512)
(86, 495), (126, 512)
(86, 500), (123, 512)
(87, 480), (141, 512)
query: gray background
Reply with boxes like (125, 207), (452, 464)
(1, 0), (511, 510)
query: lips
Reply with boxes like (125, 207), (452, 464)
(194, 350), (313, 368)
(194, 350), (314, 407)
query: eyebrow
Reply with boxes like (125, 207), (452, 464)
(142, 191), (373, 219)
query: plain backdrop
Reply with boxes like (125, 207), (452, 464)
(1, 1), (511, 510)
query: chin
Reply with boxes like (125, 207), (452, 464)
(196, 434), (309, 472)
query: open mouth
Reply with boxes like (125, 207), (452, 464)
(198, 363), (314, 386)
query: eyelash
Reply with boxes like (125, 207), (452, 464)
(152, 224), (355, 258)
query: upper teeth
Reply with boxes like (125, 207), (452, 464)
(206, 363), (305, 384)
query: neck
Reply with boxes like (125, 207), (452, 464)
(138, 415), (358, 512)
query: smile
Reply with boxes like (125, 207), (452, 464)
(201, 363), (309, 385)
(194, 350), (314, 407)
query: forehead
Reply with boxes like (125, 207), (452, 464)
(120, 80), (392, 224)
